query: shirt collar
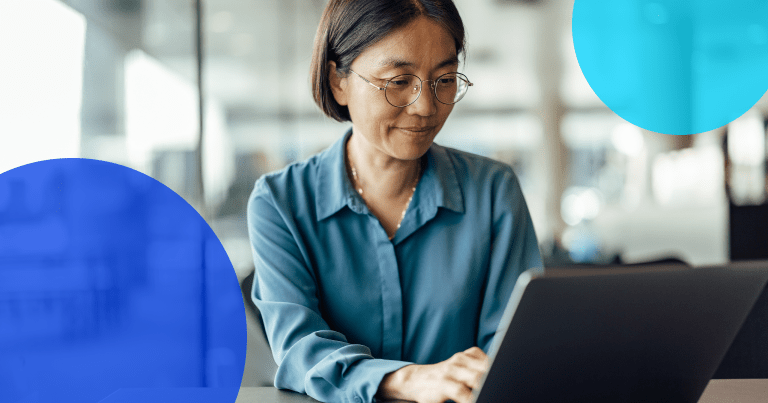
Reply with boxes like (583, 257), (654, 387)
(315, 128), (465, 221)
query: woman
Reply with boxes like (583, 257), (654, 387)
(247, 1), (543, 402)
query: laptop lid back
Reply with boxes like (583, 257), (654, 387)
(475, 263), (768, 403)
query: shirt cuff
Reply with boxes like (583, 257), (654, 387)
(347, 358), (412, 403)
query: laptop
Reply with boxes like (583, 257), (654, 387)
(473, 261), (768, 403)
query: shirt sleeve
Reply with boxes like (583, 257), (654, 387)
(476, 168), (544, 353)
(247, 178), (411, 403)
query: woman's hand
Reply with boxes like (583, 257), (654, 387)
(375, 347), (490, 403)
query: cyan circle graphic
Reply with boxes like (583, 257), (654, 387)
(573, 0), (768, 135)
(0, 159), (246, 403)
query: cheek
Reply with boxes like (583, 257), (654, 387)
(347, 86), (375, 116)
(436, 104), (454, 125)
(349, 90), (400, 127)
(440, 103), (454, 117)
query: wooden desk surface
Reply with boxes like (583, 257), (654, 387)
(698, 379), (768, 403)
(236, 379), (768, 403)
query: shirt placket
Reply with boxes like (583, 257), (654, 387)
(373, 222), (404, 360)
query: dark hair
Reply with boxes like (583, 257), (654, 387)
(310, 0), (466, 122)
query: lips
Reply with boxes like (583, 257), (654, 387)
(398, 126), (435, 133)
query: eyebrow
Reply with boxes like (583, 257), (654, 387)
(378, 55), (460, 70)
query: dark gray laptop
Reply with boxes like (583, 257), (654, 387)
(474, 261), (768, 403)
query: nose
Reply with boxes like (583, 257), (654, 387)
(407, 79), (437, 117)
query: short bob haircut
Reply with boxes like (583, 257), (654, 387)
(310, 0), (466, 122)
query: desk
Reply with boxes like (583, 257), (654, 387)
(698, 379), (768, 403)
(235, 379), (768, 402)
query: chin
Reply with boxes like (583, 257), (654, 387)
(392, 139), (433, 161)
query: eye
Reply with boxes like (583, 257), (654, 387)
(386, 74), (418, 90)
(387, 77), (412, 88)
(437, 73), (458, 85)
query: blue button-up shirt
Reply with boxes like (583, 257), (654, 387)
(248, 129), (543, 403)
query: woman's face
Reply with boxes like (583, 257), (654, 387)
(332, 16), (459, 161)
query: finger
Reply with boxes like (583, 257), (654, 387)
(443, 380), (473, 403)
(463, 346), (488, 360)
(462, 348), (490, 372)
(447, 362), (485, 391)
(454, 352), (489, 375)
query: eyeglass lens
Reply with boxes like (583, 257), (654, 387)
(385, 73), (469, 107)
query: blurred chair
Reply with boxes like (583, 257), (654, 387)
(239, 268), (278, 387)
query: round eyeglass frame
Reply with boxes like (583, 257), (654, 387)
(349, 69), (473, 107)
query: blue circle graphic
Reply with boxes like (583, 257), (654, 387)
(0, 159), (246, 403)
(573, 0), (768, 135)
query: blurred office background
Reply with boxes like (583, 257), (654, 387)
(2, 0), (768, 272)
(2, 0), (768, 392)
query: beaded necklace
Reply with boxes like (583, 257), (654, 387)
(350, 161), (421, 240)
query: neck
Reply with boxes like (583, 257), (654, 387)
(346, 131), (422, 200)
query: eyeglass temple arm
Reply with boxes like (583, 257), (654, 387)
(350, 69), (385, 91)
(367, 81), (385, 91)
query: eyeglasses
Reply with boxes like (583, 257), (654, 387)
(349, 69), (473, 108)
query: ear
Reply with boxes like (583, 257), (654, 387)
(328, 61), (349, 106)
